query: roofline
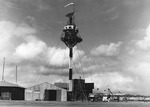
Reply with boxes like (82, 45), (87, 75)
(0, 86), (25, 89)
(25, 82), (52, 89)
(0, 81), (25, 89)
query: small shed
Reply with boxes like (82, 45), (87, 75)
(0, 81), (25, 100)
(25, 82), (67, 101)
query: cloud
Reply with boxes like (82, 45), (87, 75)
(113, 24), (150, 95)
(136, 24), (150, 50)
(37, 0), (51, 11)
(19, 0), (51, 12)
(0, 0), (17, 9)
(14, 23), (37, 37)
(14, 36), (47, 60)
(47, 47), (85, 67)
(0, 20), (86, 84)
(91, 42), (122, 56)
(85, 72), (135, 93)
(85, 24), (150, 95)
(122, 0), (146, 7)
(25, 16), (36, 27)
(104, 7), (119, 21)
(1, 18), (150, 95)
(123, 61), (150, 95)
(0, 21), (37, 57)
(0, 21), (16, 57)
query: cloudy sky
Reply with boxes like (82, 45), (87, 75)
(0, 0), (150, 95)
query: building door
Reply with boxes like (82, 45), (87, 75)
(49, 90), (56, 101)
(44, 90), (56, 101)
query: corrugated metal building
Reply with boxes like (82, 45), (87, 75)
(25, 82), (67, 101)
(0, 81), (25, 100)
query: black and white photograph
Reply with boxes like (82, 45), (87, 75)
(0, 0), (150, 107)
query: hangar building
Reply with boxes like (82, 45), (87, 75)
(25, 82), (67, 101)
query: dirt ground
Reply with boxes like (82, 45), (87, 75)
(0, 100), (150, 107)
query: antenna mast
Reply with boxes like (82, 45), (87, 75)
(73, 0), (75, 12)
(16, 65), (17, 84)
(61, 1), (82, 91)
(2, 57), (5, 81)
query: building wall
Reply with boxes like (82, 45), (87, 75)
(61, 89), (67, 101)
(56, 90), (61, 101)
(25, 82), (67, 101)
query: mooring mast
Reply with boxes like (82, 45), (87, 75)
(61, 4), (82, 91)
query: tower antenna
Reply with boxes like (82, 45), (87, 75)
(72, 0), (75, 12)
(65, 0), (76, 13)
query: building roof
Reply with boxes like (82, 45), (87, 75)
(26, 82), (66, 90)
(0, 81), (25, 88)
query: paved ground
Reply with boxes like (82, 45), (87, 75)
(0, 101), (150, 107)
